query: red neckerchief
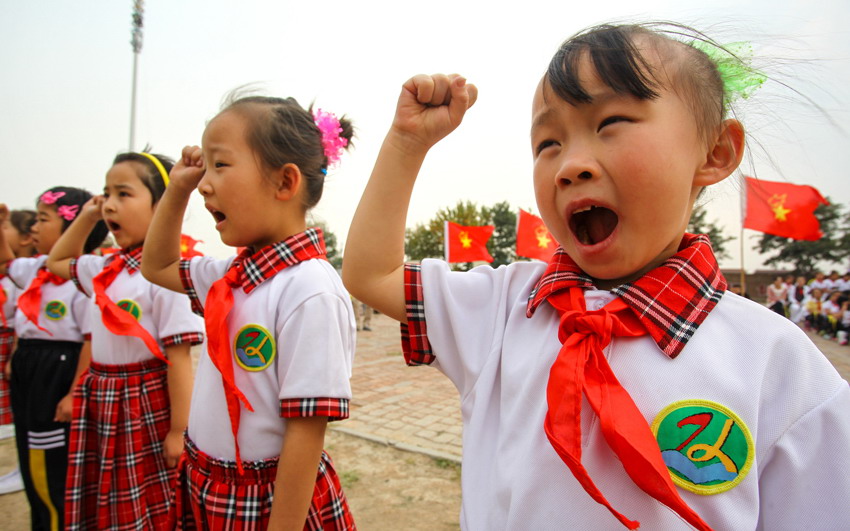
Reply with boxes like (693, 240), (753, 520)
(0, 275), (8, 328)
(529, 234), (723, 530)
(17, 268), (68, 335)
(204, 228), (326, 473)
(92, 247), (167, 363)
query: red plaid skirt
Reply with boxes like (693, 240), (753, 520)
(169, 435), (356, 530)
(65, 359), (175, 530)
(0, 329), (13, 425)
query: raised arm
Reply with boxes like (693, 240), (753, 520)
(141, 146), (205, 293)
(47, 197), (104, 279)
(342, 74), (477, 322)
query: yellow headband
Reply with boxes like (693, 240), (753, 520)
(137, 152), (170, 188)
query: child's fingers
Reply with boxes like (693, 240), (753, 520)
(181, 145), (203, 167)
(447, 76), (477, 123)
(0, 203), (8, 221)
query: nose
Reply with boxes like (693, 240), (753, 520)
(102, 194), (117, 213)
(555, 143), (599, 187)
(197, 172), (212, 197)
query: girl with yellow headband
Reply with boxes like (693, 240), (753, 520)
(47, 152), (205, 530)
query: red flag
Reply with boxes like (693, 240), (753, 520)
(516, 209), (557, 260)
(180, 234), (204, 258)
(445, 221), (494, 263)
(743, 177), (829, 241)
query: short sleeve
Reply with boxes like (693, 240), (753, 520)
(276, 292), (353, 421)
(757, 383), (850, 529)
(181, 256), (232, 316)
(71, 291), (91, 340)
(406, 259), (543, 397)
(69, 254), (108, 297)
(7, 257), (42, 289)
(152, 285), (205, 346)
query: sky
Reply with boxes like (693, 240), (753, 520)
(1, 0), (848, 271)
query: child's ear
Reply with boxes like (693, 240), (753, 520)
(694, 119), (746, 187)
(19, 232), (34, 248)
(273, 163), (303, 201)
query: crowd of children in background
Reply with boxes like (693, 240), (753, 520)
(765, 271), (850, 345)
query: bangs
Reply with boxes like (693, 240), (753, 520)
(546, 24), (661, 105)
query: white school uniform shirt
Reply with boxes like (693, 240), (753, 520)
(8, 256), (89, 341)
(70, 249), (204, 364)
(406, 258), (850, 531)
(1, 276), (18, 329)
(836, 278), (850, 292)
(181, 239), (355, 461)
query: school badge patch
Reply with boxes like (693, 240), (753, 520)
(651, 399), (753, 495)
(44, 300), (67, 321)
(116, 299), (142, 321)
(234, 324), (276, 371)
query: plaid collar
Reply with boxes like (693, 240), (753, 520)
(228, 228), (326, 294)
(105, 246), (143, 274)
(527, 234), (726, 358)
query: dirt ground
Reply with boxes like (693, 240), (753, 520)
(0, 428), (461, 530)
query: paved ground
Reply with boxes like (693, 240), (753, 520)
(335, 312), (850, 462)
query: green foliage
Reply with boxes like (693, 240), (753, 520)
(309, 218), (341, 269)
(754, 200), (849, 276)
(404, 200), (517, 270)
(687, 204), (733, 261)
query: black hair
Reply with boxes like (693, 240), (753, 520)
(546, 22), (727, 143)
(112, 151), (175, 205)
(220, 93), (355, 209)
(9, 209), (36, 236)
(36, 186), (109, 254)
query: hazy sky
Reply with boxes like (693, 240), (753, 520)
(2, 0), (848, 271)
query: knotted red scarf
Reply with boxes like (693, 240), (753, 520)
(204, 258), (254, 473)
(92, 253), (168, 363)
(17, 268), (67, 334)
(545, 286), (711, 531)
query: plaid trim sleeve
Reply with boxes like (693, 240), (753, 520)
(68, 258), (90, 296)
(161, 331), (204, 347)
(280, 397), (349, 421)
(178, 258), (204, 316)
(400, 263), (435, 366)
(82, 333), (92, 341)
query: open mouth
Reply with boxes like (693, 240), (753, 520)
(106, 221), (122, 232)
(569, 205), (619, 246)
(209, 209), (226, 223)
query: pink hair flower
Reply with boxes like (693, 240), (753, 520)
(57, 205), (79, 221)
(313, 108), (348, 169)
(40, 191), (66, 205)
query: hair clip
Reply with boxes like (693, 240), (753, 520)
(312, 108), (348, 169)
(57, 204), (80, 221)
(40, 191), (66, 205)
(690, 40), (767, 110)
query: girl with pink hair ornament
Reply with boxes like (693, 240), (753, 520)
(143, 93), (357, 530)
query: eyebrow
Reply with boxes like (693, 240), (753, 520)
(104, 183), (135, 192)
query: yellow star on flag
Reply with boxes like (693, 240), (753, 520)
(459, 231), (473, 248)
(535, 226), (552, 248)
(768, 193), (791, 222)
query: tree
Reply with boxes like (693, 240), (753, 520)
(405, 200), (517, 270)
(309, 218), (342, 269)
(687, 204), (733, 261)
(753, 200), (849, 276)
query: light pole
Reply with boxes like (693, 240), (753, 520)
(129, 1), (144, 151)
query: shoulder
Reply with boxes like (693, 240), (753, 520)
(267, 258), (348, 303)
(420, 259), (547, 296)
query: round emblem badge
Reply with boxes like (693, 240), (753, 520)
(44, 300), (67, 321)
(116, 299), (142, 321)
(234, 324), (276, 371)
(651, 400), (753, 495)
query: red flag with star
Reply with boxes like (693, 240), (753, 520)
(516, 209), (557, 261)
(444, 221), (494, 263)
(743, 177), (828, 241)
(180, 234), (204, 258)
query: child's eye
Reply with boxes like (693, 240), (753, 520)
(119, 191), (130, 197)
(598, 116), (629, 131)
(535, 140), (558, 156)
(214, 161), (228, 168)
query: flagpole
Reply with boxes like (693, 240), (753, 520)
(129, 1), (144, 151)
(443, 221), (449, 262)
